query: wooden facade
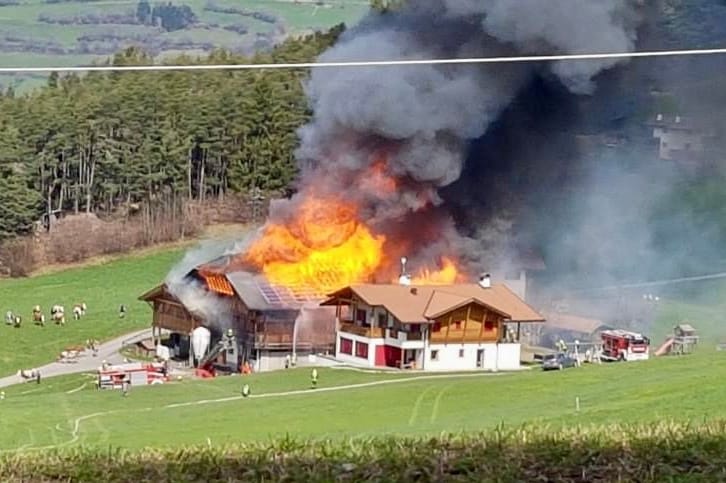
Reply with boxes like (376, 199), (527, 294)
(429, 303), (503, 344)
(139, 285), (200, 338)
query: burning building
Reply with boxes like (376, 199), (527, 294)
(141, 253), (338, 372)
(146, 0), (664, 368)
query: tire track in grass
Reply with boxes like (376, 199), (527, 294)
(408, 386), (436, 426)
(429, 384), (453, 423)
(6, 372), (503, 452)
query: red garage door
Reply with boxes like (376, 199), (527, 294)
(384, 345), (402, 367)
(375, 345), (386, 366)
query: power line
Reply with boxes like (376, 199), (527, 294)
(1, 47), (726, 73)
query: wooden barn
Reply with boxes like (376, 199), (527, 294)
(139, 255), (336, 372)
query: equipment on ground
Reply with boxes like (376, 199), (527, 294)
(97, 362), (167, 390)
(600, 329), (650, 362)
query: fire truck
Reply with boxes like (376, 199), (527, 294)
(600, 329), (650, 362)
(97, 362), (168, 390)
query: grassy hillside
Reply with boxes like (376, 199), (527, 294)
(0, 0), (368, 90)
(0, 247), (184, 376)
(1, 352), (725, 450)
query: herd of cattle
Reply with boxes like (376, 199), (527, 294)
(4, 303), (88, 328)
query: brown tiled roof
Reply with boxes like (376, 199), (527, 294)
(322, 283), (544, 324)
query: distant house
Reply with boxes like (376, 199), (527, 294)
(648, 114), (717, 166)
(534, 311), (610, 348)
(321, 280), (545, 371)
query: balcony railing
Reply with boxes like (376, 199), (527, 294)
(386, 329), (423, 342)
(339, 321), (384, 338)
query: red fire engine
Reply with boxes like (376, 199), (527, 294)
(600, 329), (650, 362)
(97, 362), (168, 390)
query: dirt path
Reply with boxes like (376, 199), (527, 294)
(0, 328), (151, 389)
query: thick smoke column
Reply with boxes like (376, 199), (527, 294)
(271, 0), (644, 276)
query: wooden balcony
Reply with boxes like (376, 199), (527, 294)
(339, 322), (384, 339)
(430, 330), (498, 344)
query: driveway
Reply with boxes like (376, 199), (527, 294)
(0, 328), (152, 389)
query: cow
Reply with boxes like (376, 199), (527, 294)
(17, 368), (40, 384)
(32, 305), (45, 327)
(51, 305), (65, 326)
(72, 303), (87, 320)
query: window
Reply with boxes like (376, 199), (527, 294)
(430, 350), (439, 361)
(459, 349), (465, 358)
(410, 324), (420, 333)
(378, 313), (386, 327)
(355, 341), (369, 359)
(484, 320), (495, 331)
(339, 337), (353, 355)
(356, 309), (367, 323)
(454, 321), (462, 330)
(432, 322), (442, 333)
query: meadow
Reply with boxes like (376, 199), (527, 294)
(1, 352), (725, 451)
(0, 246), (185, 376)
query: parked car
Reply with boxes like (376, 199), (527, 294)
(542, 353), (577, 371)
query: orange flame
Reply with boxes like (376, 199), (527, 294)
(243, 197), (385, 293)
(242, 156), (464, 293)
(409, 257), (461, 285)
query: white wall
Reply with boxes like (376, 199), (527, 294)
(423, 343), (521, 371)
(335, 331), (381, 367)
(492, 270), (527, 301)
(256, 351), (289, 372)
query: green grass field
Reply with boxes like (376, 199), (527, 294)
(0, 247), (184, 377)
(1, 352), (725, 451)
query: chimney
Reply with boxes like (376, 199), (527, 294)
(410, 287), (418, 295)
(478, 273), (491, 289)
(398, 256), (411, 286)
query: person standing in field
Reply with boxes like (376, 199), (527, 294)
(310, 368), (318, 389)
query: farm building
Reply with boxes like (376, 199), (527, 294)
(139, 255), (336, 372)
(533, 311), (610, 349)
(321, 278), (545, 371)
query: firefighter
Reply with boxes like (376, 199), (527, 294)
(310, 368), (318, 389)
(241, 384), (250, 398)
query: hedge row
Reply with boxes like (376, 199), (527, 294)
(2, 421), (726, 482)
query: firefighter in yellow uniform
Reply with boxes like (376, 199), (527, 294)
(311, 368), (318, 389)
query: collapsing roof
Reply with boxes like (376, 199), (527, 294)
(225, 270), (325, 312)
(321, 283), (545, 324)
